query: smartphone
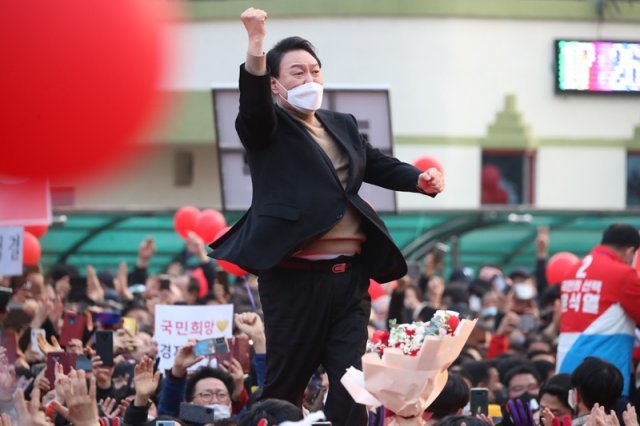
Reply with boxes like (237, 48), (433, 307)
(122, 317), (138, 335)
(59, 312), (86, 346)
(0, 287), (12, 313)
(68, 276), (88, 302)
(229, 336), (251, 373)
(159, 275), (171, 291)
(470, 387), (489, 416)
(5, 304), (33, 329)
(95, 330), (114, 366)
(0, 331), (17, 364)
(518, 314), (539, 333)
(75, 354), (93, 372)
(31, 363), (46, 377)
(194, 337), (229, 357)
(179, 402), (217, 424)
(156, 422), (174, 426)
(46, 352), (77, 389)
(31, 328), (46, 356)
(93, 311), (121, 328)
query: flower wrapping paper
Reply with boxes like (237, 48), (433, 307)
(341, 311), (477, 426)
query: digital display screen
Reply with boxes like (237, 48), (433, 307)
(555, 39), (640, 94)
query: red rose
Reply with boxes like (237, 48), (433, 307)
(446, 315), (460, 333)
(372, 330), (390, 346)
(405, 329), (415, 337)
(409, 349), (419, 357)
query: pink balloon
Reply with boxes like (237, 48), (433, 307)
(195, 209), (227, 244)
(413, 155), (444, 174)
(173, 206), (200, 239)
(23, 231), (41, 265)
(546, 252), (580, 284)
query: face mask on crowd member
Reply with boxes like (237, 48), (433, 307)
(185, 367), (235, 420)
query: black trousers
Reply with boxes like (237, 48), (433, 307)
(258, 256), (370, 426)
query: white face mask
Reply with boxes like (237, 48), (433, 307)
(204, 404), (231, 419)
(276, 80), (323, 112)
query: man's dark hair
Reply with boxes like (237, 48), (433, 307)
(238, 398), (303, 426)
(459, 361), (490, 387)
(438, 415), (488, 426)
(266, 36), (322, 77)
(571, 357), (623, 411)
(601, 224), (640, 250)
(503, 364), (541, 389)
(185, 367), (236, 402)
(539, 373), (571, 412)
(427, 374), (470, 419)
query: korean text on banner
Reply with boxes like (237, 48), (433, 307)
(0, 227), (23, 276)
(154, 304), (234, 371)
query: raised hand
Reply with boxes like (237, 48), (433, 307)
(99, 397), (121, 420)
(133, 356), (161, 406)
(90, 354), (114, 390)
(137, 237), (156, 268)
(172, 340), (204, 379)
(114, 262), (133, 302)
(0, 352), (17, 401)
(51, 369), (99, 426)
(622, 403), (638, 426)
(15, 388), (51, 426)
(37, 334), (62, 355)
(241, 7), (267, 42)
(86, 265), (104, 303)
(186, 231), (209, 263)
(219, 357), (244, 401)
(536, 226), (550, 259)
(234, 312), (266, 353)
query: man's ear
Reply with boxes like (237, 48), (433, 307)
(270, 77), (279, 95)
(624, 246), (636, 265)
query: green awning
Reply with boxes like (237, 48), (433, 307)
(38, 210), (640, 279)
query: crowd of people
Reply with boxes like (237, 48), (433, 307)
(0, 223), (638, 426)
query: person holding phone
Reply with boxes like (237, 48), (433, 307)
(209, 8), (445, 426)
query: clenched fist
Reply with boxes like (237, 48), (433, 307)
(241, 7), (267, 40)
(418, 168), (445, 194)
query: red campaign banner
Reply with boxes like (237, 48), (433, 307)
(0, 177), (51, 226)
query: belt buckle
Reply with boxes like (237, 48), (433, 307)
(331, 263), (347, 274)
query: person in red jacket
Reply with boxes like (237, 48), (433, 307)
(557, 223), (640, 396)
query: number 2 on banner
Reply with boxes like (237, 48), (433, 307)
(576, 255), (593, 279)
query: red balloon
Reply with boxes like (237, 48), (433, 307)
(174, 206), (200, 239)
(212, 226), (247, 277)
(217, 260), (248, 278)
(0, 0), (174, 181)
(195, 209), (227, 244)
(25, 224), (48, 238)
(546, 252), (580, 285)
(23, 231), (41, 266)
(413, 155), (444, 174)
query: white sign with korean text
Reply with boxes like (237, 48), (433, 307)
(154, 304), (234, 372)
(0, 227), (23, 276)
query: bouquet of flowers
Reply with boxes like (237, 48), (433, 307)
(342, 310), (476, 426)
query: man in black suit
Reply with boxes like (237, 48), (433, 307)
(210, 8), (445, 425)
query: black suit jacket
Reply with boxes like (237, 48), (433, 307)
(209, 64), (427, 282)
